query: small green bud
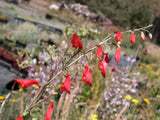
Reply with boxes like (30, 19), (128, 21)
(23, 111), (29, 116)
(149, 33), (152, 39)
(141, 32), (145, 40)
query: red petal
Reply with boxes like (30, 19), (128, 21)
(45, 102), (54, 120)
(61, 74), (71, 94)
(96, 45), (103, 58)
(115, 30), (122, 42)
(82, 65), (92, 87)
(71, 33), (83, 50)
(16, 116), (23, 120)
(130, 33), (136, 43)
(104, 53), (109, 63)
(99, 61), (106, 78)
(99, 54), (108, 78)
(13, 79), (39, 88)
(115, 48), (121, 63)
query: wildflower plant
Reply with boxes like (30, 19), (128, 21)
(4, 24), (153, 120)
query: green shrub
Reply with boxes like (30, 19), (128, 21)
(128, 2), (152, 28)
(13, 22), (43, 44)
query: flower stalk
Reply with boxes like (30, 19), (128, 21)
(22, 24), (152, 117)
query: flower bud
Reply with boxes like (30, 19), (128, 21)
(138, 63), (141, 67)
(61, 74), (71, 94)
(141, 32), (145, 40)
(143, 49), (149, 55)
(111, 66), (117, 72)
(115, 30), (122, 42)
(96, 45), (103, 58)
(149, 33), (152, 39)
(23, 111), (29, 116)
(130, 33), (136, 43)
(82, 65), (92, 87)
(115, 48), (121, 62)
(123, 53), (127, 57)
(45, 102), (54, 120)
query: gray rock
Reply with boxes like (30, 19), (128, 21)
(0, 60), (24, 92)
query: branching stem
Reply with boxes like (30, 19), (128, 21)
(22, 24), (152, 116)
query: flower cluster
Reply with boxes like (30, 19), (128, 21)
(27, 47), (62, 95)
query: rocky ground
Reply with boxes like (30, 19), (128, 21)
(0, 0), (67, 30)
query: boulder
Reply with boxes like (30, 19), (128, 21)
(60, 3), (113, 24)
(0, 60), (25, 91)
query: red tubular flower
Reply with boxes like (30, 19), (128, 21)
(130, 33), (136, 43)
(115, 30), (122, 42)
(61, 74), (71, 94)
(99, 54), (109, 78)
(115, 48), (121, 63)
(13, 79), (39, 88)
(141, 32), (145, 40)
(16, 116), (23, 120)
(71, 33), (83, 50)
(45, 102), (54, 120)
(96, 45), (103, 58)
(82, 65), (92, 87)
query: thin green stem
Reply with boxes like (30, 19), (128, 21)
(47, 70), (63, 85)
(23, 86), (46, 116)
